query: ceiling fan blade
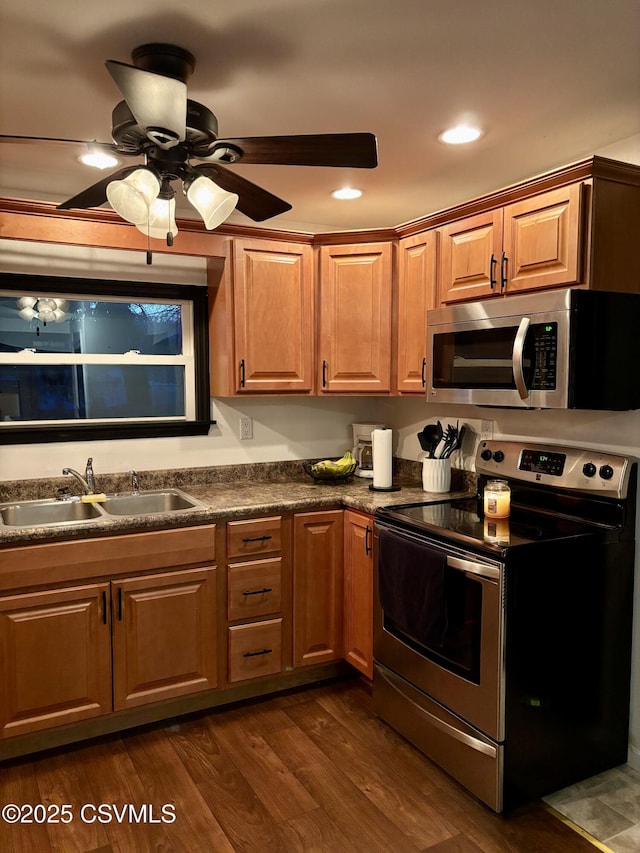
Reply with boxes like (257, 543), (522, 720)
(205, 133), (378, 168)
(105, 60), (186, 145)
(195, 165), (292, 221)
(0, 134), (118, 153)
(56, 167), (133, 210)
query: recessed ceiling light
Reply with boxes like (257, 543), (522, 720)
(332, 187), (363, 200)
(438, 125), (483, 145)
(79, 149), (119, 169)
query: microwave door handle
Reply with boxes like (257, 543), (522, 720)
(512, 316), (531, 400)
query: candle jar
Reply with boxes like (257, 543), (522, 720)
(484, 479), (511, 518)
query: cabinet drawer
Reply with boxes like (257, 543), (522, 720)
(227, 558), (282, 621)
(0, 525), (216, 592)
(227, 516), (282, 559)
(228, 618), (283, 683)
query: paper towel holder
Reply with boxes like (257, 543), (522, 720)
(369, 483), (401, 492)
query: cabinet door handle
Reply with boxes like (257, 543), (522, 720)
(500, 252), (508, 290)
(102, 590), (108, 625)
(421, 357), (427, 388)
(322, 360), (328, 388)
(365, 525), (372, 555)
(239, 359), (246, 388)
(489, 253), (497, 290)
(242, 534), (273, 543)
(243, 648), (273, 658)
(117, 587), (123, 621)
(242, 587), (273, 596)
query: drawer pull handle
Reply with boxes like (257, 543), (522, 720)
(242, 587), (273, 596)
(243, 648), (273, 658)
(242, 535), (273, 543)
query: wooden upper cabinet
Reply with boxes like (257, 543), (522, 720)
(318, 242), (393, 393)
(396, 231), (437, 394)
(439, 209), (504, 304)
(0, 583), (112, 738)
(502, 183), (583, 293)
(439, 184), (584, 304)
(233, 238), (314, 393)
(112, 567), (217, 711)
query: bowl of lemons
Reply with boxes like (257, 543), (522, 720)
(303, 450), (357, 484)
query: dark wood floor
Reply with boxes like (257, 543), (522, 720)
(0, 677), (597, 852)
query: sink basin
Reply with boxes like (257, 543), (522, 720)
(101, 489), (205, 517)
(0, 498), (105, 527)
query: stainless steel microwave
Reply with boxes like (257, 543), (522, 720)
(426, 288), (640, 410)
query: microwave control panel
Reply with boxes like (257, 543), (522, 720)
(531, 323), (558, 390)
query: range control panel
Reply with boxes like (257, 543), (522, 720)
(476, 440), (633, 498)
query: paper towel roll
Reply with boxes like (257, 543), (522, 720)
(372, 428), (393, 489)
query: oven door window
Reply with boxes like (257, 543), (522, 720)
(378, 529), (483, 683)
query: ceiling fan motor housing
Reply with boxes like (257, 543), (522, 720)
(130, 43), (196, 83)
(111, 100), (219, 155)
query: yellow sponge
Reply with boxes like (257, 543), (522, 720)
(81, 493), (107, 503)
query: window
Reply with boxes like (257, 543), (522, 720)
(0, 273), (211, 444)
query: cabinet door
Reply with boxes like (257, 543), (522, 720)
(397, 231), (437, 394)
(233, 239), (314, 393)
(439, 210), (503, 304)
(0, 583), (111, 738)
(343, 510), (374, 678)
(502, 184), (583, 293)
(112, 567), (217, 710)
(293, 510), (343, 667)
(319, 243), (392, 393)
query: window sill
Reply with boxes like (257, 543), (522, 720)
(0, 421), (216, 445)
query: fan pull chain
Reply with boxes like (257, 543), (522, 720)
(145, 221), (152, 265)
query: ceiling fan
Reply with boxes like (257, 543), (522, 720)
(1, 43), (378, 243)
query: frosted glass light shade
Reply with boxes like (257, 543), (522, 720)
(106, 169), (160, 224)
(135, 195), (178, 240)
(186, 175), (238, 229)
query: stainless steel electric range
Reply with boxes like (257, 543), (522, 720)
(373, 440), (637, 812)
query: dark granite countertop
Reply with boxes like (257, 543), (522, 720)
(0, 461), (476, 546)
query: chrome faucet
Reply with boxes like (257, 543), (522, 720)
(130, 469), (140, 494)
(62, 457), (96, 495)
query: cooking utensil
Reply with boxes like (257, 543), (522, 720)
(419, 423), (442, 458)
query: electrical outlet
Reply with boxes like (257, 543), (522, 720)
(240, 416), (253, 440)
(480, 419), (495, 442)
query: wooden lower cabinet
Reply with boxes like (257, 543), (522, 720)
(0, 525), (219, 741)
(228, 618), (283, 683)
(343, 510), (374, 679)
(112, 567), (217, 711)
(0, 583), (112, 738)
(293, 510), (344, 667)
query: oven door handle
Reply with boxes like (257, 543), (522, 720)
(512, 316), (531, 401)
(447, 555), (500, 581)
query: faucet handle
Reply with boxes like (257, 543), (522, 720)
(129, 470), (140, 493)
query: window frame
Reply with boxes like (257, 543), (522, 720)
(0, 272), (212, 444)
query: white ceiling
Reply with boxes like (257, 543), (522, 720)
(1, 0), (639, 234)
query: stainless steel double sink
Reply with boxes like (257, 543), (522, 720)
(0, 488), (208, 528)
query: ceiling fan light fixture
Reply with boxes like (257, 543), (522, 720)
(185, 175), (239, 229)
(438, 124), (483, 145)
(106, 167), (160, 224)
(332, 187), (362, 200)
(135, 194), (178, 240)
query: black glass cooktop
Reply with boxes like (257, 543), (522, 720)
(376, 499), (604, 552)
